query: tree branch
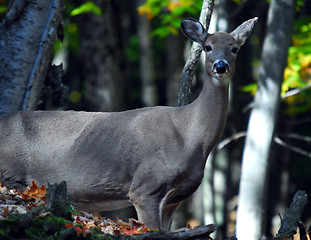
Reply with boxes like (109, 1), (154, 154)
(281, 83), (311, 99)
(217, 132), (246, 151)
(277, 133), (311, 143)
(274, 136), (311, 158)
(242, 84), (311, 113)
(137, 224), (216, 240)
(177, 0), (215, 106)
(216, 132), (311, 159)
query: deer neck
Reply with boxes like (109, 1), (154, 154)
(185, 73), (229, 157)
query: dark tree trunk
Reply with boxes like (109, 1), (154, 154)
(166, 35), (184, 106)
(137, 0), (157, 107)
(75, 0), (128, 112)
(0, 0), (64, 116)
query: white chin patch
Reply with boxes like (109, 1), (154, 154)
(212, 75), (230, 87)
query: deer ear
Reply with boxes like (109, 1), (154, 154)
(230, 17), (258, 47)
(181, 18), (209, 45)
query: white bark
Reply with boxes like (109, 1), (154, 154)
(236, 0), (295, 239)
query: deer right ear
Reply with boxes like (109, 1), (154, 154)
(181, 18), (208, 45)
(230, 17), (258, 47)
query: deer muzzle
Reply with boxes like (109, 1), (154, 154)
(213, 60), (230, 74)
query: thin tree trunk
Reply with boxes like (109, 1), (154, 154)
(177, 0), (214, 106)
(236, 0), (296, 239)
(166, 35), (184, 106)
(137, 0), (157, 107)
(0, 0), (64, 116)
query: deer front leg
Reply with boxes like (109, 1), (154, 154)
(161, 202), (180, 231)
(131, 194), (161, 230)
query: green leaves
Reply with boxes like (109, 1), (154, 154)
(240, 83), (258, 96)
(242, 17), (311, 115)
(282, 17), (311, 114)
(0, 6), (7, 14)
(138, 0), (202, 38)
(70, 1), (102, 16)
(125, 35), (139, 62)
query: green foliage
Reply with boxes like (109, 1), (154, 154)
(296, 0), (305, 11)
(138, 0), (202, 38)
(0, 211), (71, 240)
(53, 3), (81, 57)
(241, 16), (311, 115)
(283, 17), (311, 114)
(232, 0), (242, 4)
(54, 1), (102, 55)
(70, 1), (102, 16)
(25, 216), (69, 239)
(0, 5), (7, 14)
(240, 83), (258, 95)
(125, 35), (139, 62)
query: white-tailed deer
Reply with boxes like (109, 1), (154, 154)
(0, 17), (257, 231)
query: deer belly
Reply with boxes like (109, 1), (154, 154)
(71, 199), (133, 212)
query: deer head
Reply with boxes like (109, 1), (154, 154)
(181, 17), (258, 87)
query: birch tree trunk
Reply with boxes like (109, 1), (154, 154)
(236, 0), (296, 239)
(0, 0), (64, 116)
(177, 0), (214, 106)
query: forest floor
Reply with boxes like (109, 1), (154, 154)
(0, 181), (215, 240)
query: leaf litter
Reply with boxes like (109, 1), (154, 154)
(0, 181), (152, 238)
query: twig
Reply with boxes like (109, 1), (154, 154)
(281, 83), (311, 99)
(287, 117), (311, 126)
(277, 133), (311, 143)
(242, 101), (254, 112)
(216, 132), (311, 159)
(217, 132), (246, 151)
(177, 0), (215, 106)
(242, 84), (311, 112)
(274, 136), (311, 158)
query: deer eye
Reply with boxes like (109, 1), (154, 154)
(231, 47), (239, 54)
(204, 45), (212, 52)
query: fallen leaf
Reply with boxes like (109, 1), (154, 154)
(26, 180), (46, 199)
(64, 223), (74, 228)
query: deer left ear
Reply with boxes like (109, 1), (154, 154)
(181, 18), (209, 45)
(230, 17), (258, 47)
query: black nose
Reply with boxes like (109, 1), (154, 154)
(213, 61), (229, 74)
